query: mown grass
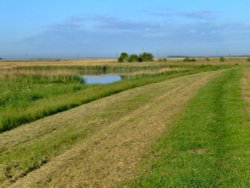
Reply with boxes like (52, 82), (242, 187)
(0, 64), (232, 133)
(0, 86), (153, 185)
(130, 68), (250, 187)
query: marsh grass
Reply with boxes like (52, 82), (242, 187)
(0, 73), (84, 131)
(12, 64), (173, 75)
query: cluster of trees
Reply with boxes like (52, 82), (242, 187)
(118, 52), (154, 63)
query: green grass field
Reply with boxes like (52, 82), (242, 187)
(0, 60), (249, 187)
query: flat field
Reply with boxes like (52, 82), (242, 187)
(0, 58), (249, 187)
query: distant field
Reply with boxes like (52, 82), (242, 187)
(0, 56), (249, 69)
(0, 60), (249, 187)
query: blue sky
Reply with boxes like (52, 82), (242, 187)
(1, 0), (250, 59)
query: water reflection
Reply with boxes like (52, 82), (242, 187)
(82, 75), (122, 84)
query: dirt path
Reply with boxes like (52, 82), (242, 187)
(7, 71), (220, 188)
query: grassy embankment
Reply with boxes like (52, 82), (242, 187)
(0, 64), (231, 132)
(0, 69), (218, 187)
(130, 68), (250, 187)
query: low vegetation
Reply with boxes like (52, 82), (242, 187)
(183, 57), (196, 62)
(158, 58), (168, 62)
(219, 56), (225, 62)
(0, 74), (84, 132)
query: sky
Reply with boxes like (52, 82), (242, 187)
(1, 0), (250, 59)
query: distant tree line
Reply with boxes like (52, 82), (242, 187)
(118, 53), (250, 63)
(118, 52), (154, 63)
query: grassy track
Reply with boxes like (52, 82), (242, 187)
(131, 68), (250, 187)
(0, 71), (218, 187)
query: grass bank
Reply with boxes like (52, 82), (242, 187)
(130, 68), (250, 187)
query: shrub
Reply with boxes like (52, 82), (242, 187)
(158, 58), (168, 62)
(247, 57), (250, 62)
(219, 57), (225, 62)
(205, 57), (210, 61)
(139, 52), (154, 62)
(128, 54), (140, 62)
(118, 52), (129, 63)
(183, 57), (196, 62)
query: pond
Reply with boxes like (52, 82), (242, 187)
(82, 75), (122, 84)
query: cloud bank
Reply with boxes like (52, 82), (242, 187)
(7, 11), (250, 58)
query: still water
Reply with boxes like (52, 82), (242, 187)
(82, 75), (122, 84)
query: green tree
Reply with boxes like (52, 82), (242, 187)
(128, 54), (140, 62)
(140, 52), (154, 62)
(118, 52), (129, 63)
